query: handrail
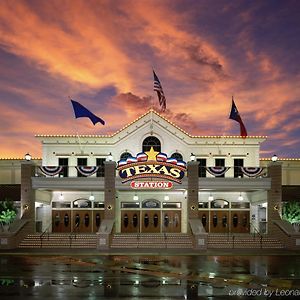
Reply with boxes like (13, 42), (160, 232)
(250, 222), (263, 248)
(250, 222), (263, 238)
(40, 222), (52, 248)
(273, 220), (296, 237)
(69, 224), (79, 248)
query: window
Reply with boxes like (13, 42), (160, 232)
(77, 158), (87, 177)
(197, 159), (206, 177)
(58, 158), (68, 177)
(120, 152), (132, 160)
(215, 158), (225, 177)
(211, 199), (229, 209)
(198, 202), (209, 208)
(171, 152), (183, 161)
(96, 158), (105, 177)
(142, 136), (161, 152)
(215, 158), (225, 166)
(234, 159), (244, 178)
(121, 202), (140, 208)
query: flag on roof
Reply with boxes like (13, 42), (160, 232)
(153, 70), (166, 111)
(229, 97), (247, 137)
(70, 99), (105, 125)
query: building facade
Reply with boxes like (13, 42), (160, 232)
(1, 110), (300, 250)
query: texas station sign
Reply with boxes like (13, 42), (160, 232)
(117, 147), (186, 186)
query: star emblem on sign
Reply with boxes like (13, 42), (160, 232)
(145, 147), (159, 161)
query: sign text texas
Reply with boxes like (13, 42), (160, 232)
(117, 147), (186, 184)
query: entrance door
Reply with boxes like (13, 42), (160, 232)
(92, 210), (105, 233)
(231, 211), (250, 233)
(72, 210), (92, 233)
(52, 210), (71, 233)
(162, 211), (181, 233)
(210, 211), (229, 233)
(198, 211), (209, 232)
(121, 210), (140, 233)
(141, 211), (160, 233)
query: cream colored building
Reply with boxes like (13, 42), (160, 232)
(1, 110), (300, 250)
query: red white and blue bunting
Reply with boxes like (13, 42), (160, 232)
(240, 167), (264, 177)
(75, 166), (99, 176)
(39, 166), (63, 176)
(206, 167), (230, 177)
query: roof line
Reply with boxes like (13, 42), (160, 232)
(35, 109), (267, 139)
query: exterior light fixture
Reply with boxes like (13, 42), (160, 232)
(164, 195), (170, 201)
(107, 152), (113, 161)
(59, 193), (64, 201)
(208, 194), (214, 201)
(89, 193), (95, 201)
(190, 153), (196, 161)
(24, 153), (32, 161)
(133, 194), (139, 201)
(238, 193), (243, 201)
(271, 154), (278, 162)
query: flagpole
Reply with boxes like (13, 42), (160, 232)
(151, 68), (154, 135)
(69, 96), (83, 153)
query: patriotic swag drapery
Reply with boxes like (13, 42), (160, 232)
(206, 167), (230, 177)
(240, 167), (264, 177)
(75, 166), (99, 176)
(39, 166), (63, 176)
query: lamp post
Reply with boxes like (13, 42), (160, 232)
(24, 153), (32, 161)
(107, 152), (113, 161)
(190, 153), (196, 161)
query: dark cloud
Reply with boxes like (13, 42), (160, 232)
(112, 92), (154, 112)
(185, 44), (224, 76)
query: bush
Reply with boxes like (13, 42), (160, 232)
(282, 201), (300, 224)
(0, 210), (16, 226)
(0, 199), (17, 228)
(0, 199), (17, 214)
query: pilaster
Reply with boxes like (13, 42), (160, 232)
(267, 162), (282, 235)
(104, 161), (116, 219)
(187, 161), (199, 219)
(20, 161), (35, 231)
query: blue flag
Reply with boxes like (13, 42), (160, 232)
(70, 100), (105, 125)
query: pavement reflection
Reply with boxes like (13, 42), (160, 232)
(0, 255), (299, 299)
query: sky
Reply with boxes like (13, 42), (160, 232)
(0, 0), (299, 159)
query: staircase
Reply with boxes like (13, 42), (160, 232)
(207, 234), (284, 249)
(19, 233), (97, 249)
(111, 233), (193, 249)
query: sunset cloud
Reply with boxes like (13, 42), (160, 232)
(0, 0), (299, 158)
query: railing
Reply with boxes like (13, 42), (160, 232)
(250, 222), (263, 248)
(40, 222), (52, 248)
(34, 165), (267, 178)
(35, 165), (105, 178)
(69, 224), (79, 248)
(198, 166), (267, 178)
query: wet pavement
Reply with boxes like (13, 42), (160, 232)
(0, 254), (300, 299)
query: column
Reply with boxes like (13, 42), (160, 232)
(104, 161), (116, 219)
(187, 161), (199, 219)
(267, 162), (282, 235)
(21, 161), (36, 231)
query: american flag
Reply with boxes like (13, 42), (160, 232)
(153, 70), (166, 111)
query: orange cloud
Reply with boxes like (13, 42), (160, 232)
(0, 0), (299, 158)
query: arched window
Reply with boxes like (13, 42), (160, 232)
(171, 152), (183, 161)
(142, 136), (161, 152)
(120, 152), (132, 161)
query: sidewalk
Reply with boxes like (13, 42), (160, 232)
(1, 247), (299, 256)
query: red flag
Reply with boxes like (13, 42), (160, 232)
(229, 97), (247, 137)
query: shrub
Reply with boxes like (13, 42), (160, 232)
(282, 201), (300, 224)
